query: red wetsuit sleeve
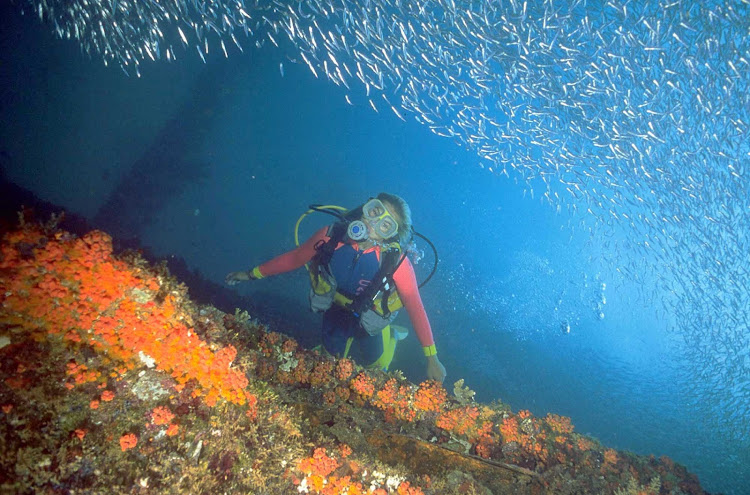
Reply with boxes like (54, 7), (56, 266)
(393, 256), (435, 347)
(257, 226), (329, 277)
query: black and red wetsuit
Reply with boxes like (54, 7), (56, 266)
(255, 226), (435, 365)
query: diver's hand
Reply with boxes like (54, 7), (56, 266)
(225, 270), (255, 286)
(426, 355), (447, 383)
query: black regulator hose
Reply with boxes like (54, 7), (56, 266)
(412, 230), (438, 288)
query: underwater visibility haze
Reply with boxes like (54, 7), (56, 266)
(1, 0), (749, 493)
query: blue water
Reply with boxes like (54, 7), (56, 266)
(1, 4), (747, 493)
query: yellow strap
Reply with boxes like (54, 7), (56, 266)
(333, 292), (353, 307)
(367, 325), (397, 371)
(343, 337), (354, 359)
(333, 291), (403, 315)
(423, 344), (437, 357)
(251, 266), (265, 279)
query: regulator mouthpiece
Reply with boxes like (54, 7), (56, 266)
(347, 220), (369, 241)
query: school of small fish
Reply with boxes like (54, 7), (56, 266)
(20, 0), (750, 444)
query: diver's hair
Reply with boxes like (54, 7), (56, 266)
(377, 192), (412, 244)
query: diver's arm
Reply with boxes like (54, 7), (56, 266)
(251, 226), (329, 278)
(393, 260), (446, 382)
(392, 258), (436, 352)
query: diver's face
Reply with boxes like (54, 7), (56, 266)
(364, 200), (401, 241)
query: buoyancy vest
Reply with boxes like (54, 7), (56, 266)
(308, 222), (404, 335)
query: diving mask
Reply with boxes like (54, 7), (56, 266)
(362, 198), (400, 239)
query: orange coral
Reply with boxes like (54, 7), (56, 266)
(310, 360), (334, 388)
(334, 358), (354, 382)
(576, 436), (594, 451)
(338, 444), (352, 458)
(475, 433), (496, 459)
(281, 338), (298, 354)
(335, 385), (350, 402)
(373, 378), (417, 422)
(294, 446), (424, 495)
(413, 380), (447, 413)
(349, 372), (375, 399)
(245, 394), (258, 422)
(604, 448), (619, 465)
(500, 416), (521, 443)
(66, 361), (101, 386)
(165, 424), (179, 437)
(397, 481), (424, 495)
(151, 406), (175, 425)
(119, 433), (137, 451)
(546, 413), (574, 434)
(437, 406), (480, 437)
(5, 375), (30, 390)
(263, 331), (281, 347)
(298, 448), (339, 478)
(0, 226), (252, 409)
(323, 389), (337, 405)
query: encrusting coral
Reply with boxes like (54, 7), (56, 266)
(0, 221), (710, 494)
(0, 226), (251, 409)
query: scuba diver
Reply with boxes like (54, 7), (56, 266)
(225, 193), (447, 383)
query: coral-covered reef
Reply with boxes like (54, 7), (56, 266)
(0, 219), (710, 494)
